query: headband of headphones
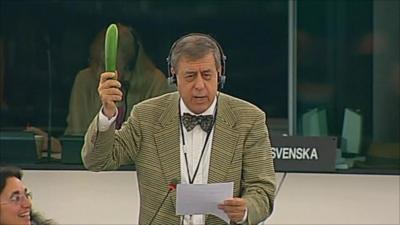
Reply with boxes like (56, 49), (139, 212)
(166, 33), (227, 89)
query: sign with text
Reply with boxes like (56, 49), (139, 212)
(271, 136), (337, 172)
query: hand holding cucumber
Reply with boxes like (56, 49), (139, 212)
(98, 24), (122, 118)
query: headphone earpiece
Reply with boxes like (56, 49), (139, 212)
(218, 75), (226, 89)
(167, 33), (227, 89)
(168, 75), (176, 86)
(166, 56), (177, 86)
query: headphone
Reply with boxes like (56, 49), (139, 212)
(166, 33), (227, 89)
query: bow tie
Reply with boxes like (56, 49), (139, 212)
(182, 113), (214, 132)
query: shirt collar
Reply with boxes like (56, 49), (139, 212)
(180, 96), (217, 116)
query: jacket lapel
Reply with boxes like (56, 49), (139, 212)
(154, 93), (180, 208)
(208, 94), (239, 184)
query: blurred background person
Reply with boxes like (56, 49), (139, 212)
(27, 23), (171, 154)
(65, 23), (171, 135)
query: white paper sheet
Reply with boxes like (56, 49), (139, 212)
(176, 182), (233, 224)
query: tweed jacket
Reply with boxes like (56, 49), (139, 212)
(82, 92), (276, 225)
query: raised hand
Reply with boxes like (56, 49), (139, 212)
(98, 71), (122, 119)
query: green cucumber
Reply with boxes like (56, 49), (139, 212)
(105, 24), (118, 75)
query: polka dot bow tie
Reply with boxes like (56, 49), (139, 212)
(182, 113), (214, 132)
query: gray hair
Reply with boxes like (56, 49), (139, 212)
(169, 34), (222, 74)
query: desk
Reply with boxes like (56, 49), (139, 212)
(266, 173), (400, 224)
(24, 170), (140, 225)
(23, 171), (399, 225)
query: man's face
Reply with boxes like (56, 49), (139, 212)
(174, 53), (219, 114)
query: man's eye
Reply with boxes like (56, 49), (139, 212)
(203, 73), (212, 79)
(184, 74), (195, 80)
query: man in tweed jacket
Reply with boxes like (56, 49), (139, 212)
(82, 34), (275, 225)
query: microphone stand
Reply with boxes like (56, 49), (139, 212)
(148, 180), (178, 225)
(148, 188), (172, 225)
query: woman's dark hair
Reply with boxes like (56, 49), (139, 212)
(0, 165), (59, 225)
(0, 165), (23, 194)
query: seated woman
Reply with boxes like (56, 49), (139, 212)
(0, 165), (57, 225)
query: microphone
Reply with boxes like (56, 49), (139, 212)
(148, 178), (179, 225)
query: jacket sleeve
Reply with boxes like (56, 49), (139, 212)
(241, 112), (276, 224)
(81, 105), (142, 171)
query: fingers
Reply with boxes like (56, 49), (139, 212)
(218, 198), (247, 223)
(223, 198), (246, 206)
(100, 71), (118, 82)
(25, 126), (47, 136)
(99, 72), (121, 89)
(226, 212), (246, 222)
(98, 72), (122, 118)
(100, 88), (123, 101)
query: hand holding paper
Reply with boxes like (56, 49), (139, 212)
(176, 182), (233, 224)
(218, 197), (247, 223)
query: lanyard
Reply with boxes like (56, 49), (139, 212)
(178, 99), (218, 184)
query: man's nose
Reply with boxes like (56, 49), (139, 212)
(194, 74), (205, 89)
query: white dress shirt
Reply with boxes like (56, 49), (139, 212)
(179, 97), (216, 225)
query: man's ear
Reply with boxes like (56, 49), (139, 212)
(171, 67), (176, 76)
